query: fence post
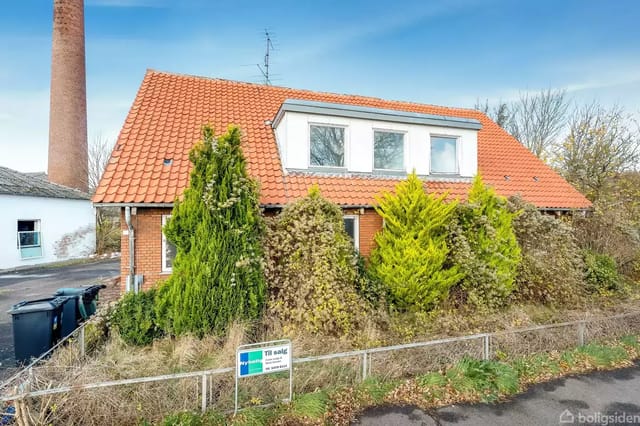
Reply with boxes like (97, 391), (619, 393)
(79, 326), (86, 358)
(483, 334), (490, 360)
(201, 374), (207, 413)
(578, 321), (586, 346)
(362, 352), (368, 381)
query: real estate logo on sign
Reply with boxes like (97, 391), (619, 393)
(239, 350), (263, 377)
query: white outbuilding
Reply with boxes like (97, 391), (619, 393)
(0, 166), (95, 270)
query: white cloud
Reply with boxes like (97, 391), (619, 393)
(0, 90), (49, 172)
(0, 86), (133, 173)
(277, 0), (483, 66)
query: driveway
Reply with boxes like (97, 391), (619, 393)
(0, 259), (120, 373)
(355, 363), (640, 425)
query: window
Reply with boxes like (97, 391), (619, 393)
(162, 215), (177, 272)
(17, 220), (42, 259)
(343, 215), (359, 250)
(310, 125), (345, 167)
(430, 136), (458, 174)
(374, 131), (404, 170)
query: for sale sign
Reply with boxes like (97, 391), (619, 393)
(237, 342), (291, 378)
(235, 340), (293, 413)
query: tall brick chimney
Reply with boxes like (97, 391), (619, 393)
(48, 0), (88, 192)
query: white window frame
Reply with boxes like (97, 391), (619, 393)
(161, 215), (175, 273)
(308, 123), (348, 169)
(17, 219), (43, 259)
(429, 134), (460, 175)
(17, 219), (41, 249)
(372, 129), (406, 172)
(343, 215), (360, 251)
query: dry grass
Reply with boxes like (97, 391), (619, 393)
(7, 296), (640, 425)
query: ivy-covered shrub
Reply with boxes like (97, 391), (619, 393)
(583, 250), (624, 294)
(449, 175), (521, 310)
(111, 289), (163, 346)
(355, 253), (387, 307)
(573, 201), (640, 281)
(508, 196), (585, 304)
(264, 187), (367, 336)
(370, 172), (462, 311)
(156, 125), (266, 337)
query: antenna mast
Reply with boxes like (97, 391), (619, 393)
(257, 30), (274, 85)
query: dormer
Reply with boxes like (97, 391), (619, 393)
(272, 99), (481, 178)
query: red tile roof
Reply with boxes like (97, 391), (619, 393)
(93, 70), (591, 209)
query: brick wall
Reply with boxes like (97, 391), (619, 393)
(344, 208), (382, 257)
(359, 208), (382, 257)
(117, 206), (384, 294)
(119, 207), (172, 292)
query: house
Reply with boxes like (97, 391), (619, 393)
(93, 70), (591, 292)
(0, 167), (95, 270)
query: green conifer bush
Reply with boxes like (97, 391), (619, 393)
(157, 125), (266, 337)
(449, 175), (521, 309)
(112, 288), (163, 346)
(264, 187), (367, 336)
(370, 172), (462, 311)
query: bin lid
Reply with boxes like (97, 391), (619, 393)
(10, 297), (67, 314)
(54, 288), (88, 296)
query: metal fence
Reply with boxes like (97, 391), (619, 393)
(2, 311), (640, 423)
(0, 320), (89, 395)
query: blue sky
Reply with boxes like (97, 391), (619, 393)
(1, 0), (639, 172)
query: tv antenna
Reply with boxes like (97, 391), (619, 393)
(257, 30), (274, 85)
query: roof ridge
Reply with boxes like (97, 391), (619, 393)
(0, 165), (90, 199)
(145, 69), (482, 115)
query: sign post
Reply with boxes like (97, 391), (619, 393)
(234, 339), (292, 414)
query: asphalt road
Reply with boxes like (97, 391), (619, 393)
(0, 259), (119, 373)
(355, 363), (640, 425)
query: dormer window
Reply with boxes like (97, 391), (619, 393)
(430, 136), (458, 174)
(273, 99), (479, 177)
(374, 131), (404, 171)
(310, 125), (345, 167)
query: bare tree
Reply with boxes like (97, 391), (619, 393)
(87, 134), (114, 193)
(86, 134), (120, 253)
(555, 103), (640, 201)
(507, 89), (569, 159)
(474, 98), (511, 128)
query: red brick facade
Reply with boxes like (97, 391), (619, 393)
(119, 207), (172, 292)
(118, 206), (383, 293)
(344, 208), (383, 256)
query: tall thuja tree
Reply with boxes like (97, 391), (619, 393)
(157, 125), (266, 337)
(449, 175), (521, 309)
(370, 172), (462, 311)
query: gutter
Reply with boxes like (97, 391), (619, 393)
(93, 202), (174, 208)
(124, 206), (136, 293)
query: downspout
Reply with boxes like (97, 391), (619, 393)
(125, 206), (136, 293)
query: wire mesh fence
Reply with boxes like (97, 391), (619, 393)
(2, 311), (640, 424)
(367, 335), (487, 380)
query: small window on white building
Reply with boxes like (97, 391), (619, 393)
(374, 131), (404, 171)
(162, 215), (177, 272)
(17, 220), (42, 259)
(310, 125), (345, 167)
(430, 136), (458, 174)
(343, 215), (359, 250)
